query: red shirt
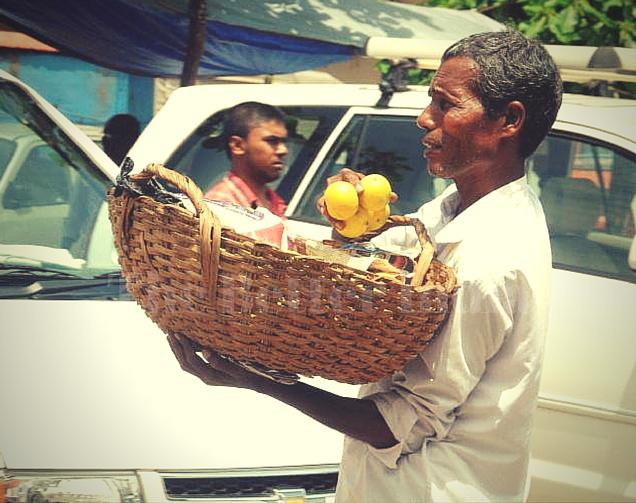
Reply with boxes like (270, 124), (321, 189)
(204, 171), (287, 217)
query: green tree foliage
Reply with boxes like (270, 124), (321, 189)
(413, 0), (635, 47)
(383, 0), (635, 97)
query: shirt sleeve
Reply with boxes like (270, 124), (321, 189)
(362, 271), (515, 469)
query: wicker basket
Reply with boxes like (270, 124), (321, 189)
(107, 163), (457, 384)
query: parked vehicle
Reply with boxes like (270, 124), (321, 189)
(1, 68), (635, 502)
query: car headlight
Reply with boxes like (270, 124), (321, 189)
(1, 471), (141, 503)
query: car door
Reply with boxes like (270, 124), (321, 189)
(525, 126), (636, 502)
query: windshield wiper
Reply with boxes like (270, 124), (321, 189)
(0, 265), (127, 299)
(92, 270), (123, 279)
(0, 277), (128, 299)
(0, 264), (86, 280)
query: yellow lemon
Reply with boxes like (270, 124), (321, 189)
(324, 180), (359, 220)
(337, 208), (369, 238)
(367, 204), (390, 231)
(359, 174), (392, 212)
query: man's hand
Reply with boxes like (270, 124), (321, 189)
(167, 333), (261, 390)
(316, 168), (398, 229)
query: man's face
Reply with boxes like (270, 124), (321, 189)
(416, 57), (501, 180)
(240, 119), (288, 183)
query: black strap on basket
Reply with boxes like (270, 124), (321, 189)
(113, 157), (183, 205)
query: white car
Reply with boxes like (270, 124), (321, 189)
(1, 69), (635, 503)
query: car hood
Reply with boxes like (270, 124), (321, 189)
(1, 299), (356, 470)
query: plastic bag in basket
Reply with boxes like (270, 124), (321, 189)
(177, 195), (290, 251)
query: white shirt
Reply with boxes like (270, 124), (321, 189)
(335, 177), (552, 503)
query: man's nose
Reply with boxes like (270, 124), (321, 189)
(277, 142), (288, 156)
(416, 106), (434, 131)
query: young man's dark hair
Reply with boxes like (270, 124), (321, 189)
(442, 29), (563, 158)
(222, 101), (286, 157)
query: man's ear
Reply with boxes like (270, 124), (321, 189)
(501, 101), (526, 138)
(228, 135), (246, 156)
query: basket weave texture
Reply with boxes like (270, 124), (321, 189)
(107, 164), (457, 384)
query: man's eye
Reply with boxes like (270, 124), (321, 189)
(438, 99), (451, 111)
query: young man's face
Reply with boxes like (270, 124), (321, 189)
(416, 56), (502, 180)
(238, 119), (288, 183)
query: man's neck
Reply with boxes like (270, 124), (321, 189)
(230, 165), (270, 205)
(454, 160), (525, 214)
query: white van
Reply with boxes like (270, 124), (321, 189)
(1, 69), (635, 502)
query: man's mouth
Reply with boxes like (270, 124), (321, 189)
(423, 141), (442, 157)
(423, 135), (441, 148)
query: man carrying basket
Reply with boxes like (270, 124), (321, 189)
(168, 29), (562, 502)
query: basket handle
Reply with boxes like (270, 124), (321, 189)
(130, 163), (222, 302)
(363, 215), (435, 288)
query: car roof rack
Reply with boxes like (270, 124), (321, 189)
(376, 58), (418, 108)
(365, 37), (636, 85)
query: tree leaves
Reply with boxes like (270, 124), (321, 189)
(417, 0), (634, 48)
(549, 5), (579, 43)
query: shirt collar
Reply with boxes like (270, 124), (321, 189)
(227, 171), (259, 206)
(227, 170), (287, 217)
(423, 176), (529, 245)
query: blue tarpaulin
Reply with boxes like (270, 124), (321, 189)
(0, 0), (502, 77)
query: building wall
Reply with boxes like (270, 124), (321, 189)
(0, 50), (154, 128)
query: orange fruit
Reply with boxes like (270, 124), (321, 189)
(359, 174), (392, 212)
(337, 208), (369, 238)
(324, 180), (359, 220)
(367, 204), (390, 231)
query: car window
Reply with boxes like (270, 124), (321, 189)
(4, 144), (71, 207)
(0, 80), (110, 267)
(291, 114), (451, 223)
(0, 137), (15, 179)
(165, 106), (346, 203)
(527, 135), (636, 283)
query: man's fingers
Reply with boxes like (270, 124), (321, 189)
(168, 334), (223, 381)
(173, 335), (205, 370)
(326, 174), (341, 186)
(317, 195), (326, 215)
(330, 217), (345, 230)
(338, 168), (362, 180)
(317, 195), (345, 229)
(326, 168), (364, 188)
(202, 350), (237, 373)
(167, 335), (260, 389)
(167, 333), (188, 368)
(203, 350), (255, 380)
(390, 191), (399, 203)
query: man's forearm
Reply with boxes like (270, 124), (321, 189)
(252, 378), (398, 449)
(167, 334), (397, 449)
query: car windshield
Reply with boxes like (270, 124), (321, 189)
(0, 79), (121, 287)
